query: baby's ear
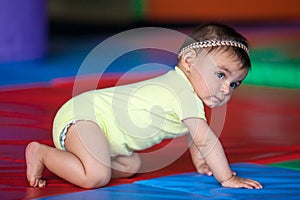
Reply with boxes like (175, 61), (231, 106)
(179, 50), (197, 71)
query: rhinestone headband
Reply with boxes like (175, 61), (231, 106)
(178, 39), (249, 57)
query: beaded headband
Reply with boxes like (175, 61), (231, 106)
(178, 39), (249, 57)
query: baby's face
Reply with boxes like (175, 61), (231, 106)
(188, 50), (248, 108)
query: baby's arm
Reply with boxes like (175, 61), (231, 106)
(183, 117), (262, 189)
(188, 137), (213, 176)
(188, 135), (237, 177)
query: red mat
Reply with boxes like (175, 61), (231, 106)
(0, 75), (299, 199)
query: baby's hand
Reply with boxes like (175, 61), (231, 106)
(196, 161), (213, 176)
(221, 175), (263, 189)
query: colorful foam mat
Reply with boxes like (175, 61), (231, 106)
(0, 77), (299, 199)
(38, 163), (300, 200)
(0, 24), (299, 199)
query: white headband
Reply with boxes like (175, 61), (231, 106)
(178, 39), (249, 57)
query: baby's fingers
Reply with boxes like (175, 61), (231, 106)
(197, 164), (212, 176)
(244, 179), (263, 189)
(221, 176), (263, 189)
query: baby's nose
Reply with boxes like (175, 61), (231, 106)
(221, 81), (231, 95)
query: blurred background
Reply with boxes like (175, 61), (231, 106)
(0, 0), (299, 89)
(0, 1), (300, 199)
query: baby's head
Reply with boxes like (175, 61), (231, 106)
(178, 23), (251, 108)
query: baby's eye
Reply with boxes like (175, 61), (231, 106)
(230, 82), (239, 89)
(216, 72), (225, 79)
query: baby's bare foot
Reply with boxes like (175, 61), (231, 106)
(25, 142), (46, 187)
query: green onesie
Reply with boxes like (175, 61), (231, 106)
(52, 67), (206, 157)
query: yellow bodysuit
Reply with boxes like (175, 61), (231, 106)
(52, 67), (206, 157)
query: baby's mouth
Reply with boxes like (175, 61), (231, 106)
(211, 96), (223, 103)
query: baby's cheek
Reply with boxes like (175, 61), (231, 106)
(220, 96), (232, 106)
(224, 95), (232, 103)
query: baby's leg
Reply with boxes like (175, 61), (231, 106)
(26, 120), (112, 188)
(111, 153), (141, 178)
(25, 142), (47, 187)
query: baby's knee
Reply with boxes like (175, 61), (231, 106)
(111, 153), (141, 178)
(80, 173), (111, 189)
(123, 153), (141, 175)
(131, 153), (142, 173)
(79, 167), (111, 189)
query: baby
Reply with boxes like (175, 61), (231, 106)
(26, 23), (263, 189)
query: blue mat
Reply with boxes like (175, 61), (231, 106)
(38, 163), (300, 200)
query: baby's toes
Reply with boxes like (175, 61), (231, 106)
(38, 179), (46, 187)
(29, 178), (38, 187)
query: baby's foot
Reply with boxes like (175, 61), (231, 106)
(25, 142), (46, 187)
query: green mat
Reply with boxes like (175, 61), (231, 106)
(268, 160), (300, 171)
(245, 44), (300, 89)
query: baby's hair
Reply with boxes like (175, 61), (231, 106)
(179, 23), (251, 69)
